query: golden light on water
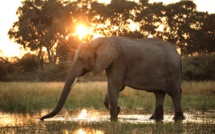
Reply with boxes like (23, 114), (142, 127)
(61, 126), (105, 134)
(0, 110), (214, 134)
(74, 128), (104, 134)
(75, 129), (86, 134)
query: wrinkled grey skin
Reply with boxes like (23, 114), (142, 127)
(40, 36), (185, 121)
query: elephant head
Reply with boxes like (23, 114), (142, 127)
(40, 37), (120, 121)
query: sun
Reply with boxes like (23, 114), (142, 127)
(76, 25), (89, 40)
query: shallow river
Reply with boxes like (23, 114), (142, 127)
(0, 109), (214, 133)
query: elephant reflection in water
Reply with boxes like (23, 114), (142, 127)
(40, 36), (185, 121)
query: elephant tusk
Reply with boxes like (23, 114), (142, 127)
(70, 78), (77, 89)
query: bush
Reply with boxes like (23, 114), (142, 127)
(43, 61), (71, 81)
(18, 53), (38, 72)
(0, 61), (10, 81)
(182, 54), (215, 81)
(0, 58), (15, 81)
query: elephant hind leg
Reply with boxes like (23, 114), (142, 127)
(150, 90), (166, 120)
(169, 88), (185, 120)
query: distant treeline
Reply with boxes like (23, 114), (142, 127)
(0, 53), (215, 81)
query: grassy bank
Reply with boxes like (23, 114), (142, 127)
(0, 81), (215, 113)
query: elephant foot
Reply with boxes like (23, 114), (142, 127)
(173, 112), (185, 120)
(149, 105), (164, 120)
(110, 116), (118, 121)
(149, 114), (164, 121)
(110, 106), (120, 122)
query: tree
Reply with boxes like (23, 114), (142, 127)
(203, 14), (215, 53)
(90, 0), (138, 37)
(160, 0), (197, 55)
(8, 0), (215, 61)
(8, 0), (77, 63)
(135, 0), (166, 38)
(56, 38), (75, 62)
(185, 11), (208, 54)
(186, 13), (215, 54)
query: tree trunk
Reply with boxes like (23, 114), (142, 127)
(46, 46), (53, 63)
(37, 47), (45, 81)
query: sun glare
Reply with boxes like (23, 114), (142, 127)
(76, 25), (89, 40)
(77, 109), (88, 119)
(97, 0), (111, 4)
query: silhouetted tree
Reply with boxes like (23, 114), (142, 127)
(8, 0), (215, 60)
(90, 0), (138, 36)
(136, 0), (165, 38)
(161, 0), (197, 55)
(186, 13), (215, 54)
(8, 0), (78, 63)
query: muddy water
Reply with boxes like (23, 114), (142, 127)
(0, 109), (215, 133)
(39, 109), (215, 124)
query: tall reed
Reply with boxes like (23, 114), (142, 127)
(0, 81), (214, 113)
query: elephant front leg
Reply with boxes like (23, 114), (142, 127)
(105, 66), (125, 121)
(109, 102), (120, 121)
(105, 96), (121, 121)
(104, 93), (109, 110)
(108, 87), (120, 121)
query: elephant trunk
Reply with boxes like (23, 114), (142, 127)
(40, 72), (77, 121)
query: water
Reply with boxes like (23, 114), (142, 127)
(0, 109), (214, 133)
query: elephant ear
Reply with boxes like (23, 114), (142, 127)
(91, 37), (120, 75)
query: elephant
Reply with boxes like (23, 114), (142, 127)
(40, 36), (185, 121)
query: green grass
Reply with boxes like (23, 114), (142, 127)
(0, 81), (215, 113)
(0, 82), (63, 112)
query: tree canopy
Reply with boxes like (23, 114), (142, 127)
(8, 0), (215, 63)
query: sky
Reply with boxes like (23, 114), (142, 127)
(0, 0), (215, 57)
(0, 0), (23, 57)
